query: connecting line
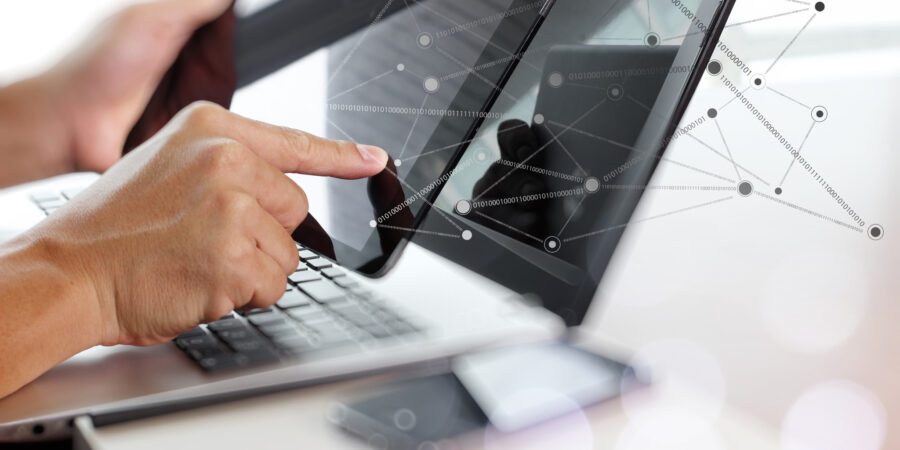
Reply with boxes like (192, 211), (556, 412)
(563, 196), (735, 243)
(724, 8), (809, 29)
(328, 70), (395, 102)
(472, 210), (543, 243)
(401, 122), (530, 163)
(401, 0), (422, 33)
(766, 85), (811, 110)
(663, 7), (809, 41)
(626, 94), (653, 112)
(377, 224), (462, 239)
(473, 104), (601, 202)
(720, 86), (751, 111)
(435, 46), (519, 103)
(399, 94), (430, 159)
(549, 121), (738, 185)
(599, 185), (738, 192)
(778, 121), (816, 186)
(712, 118), (743, 181)
(686, 133), (771, 186)
(382, 165), (466, 232)
(326, 117), (357, 142)
(416, 1), (542, 73)
(754, 191), (863, 233)
(541, 124), (588, 176)
(569, 82), (610, 92)
(588, 37), (642, 42)
(646, 0), (653, 32)
(328, 0), (396, 86)
(558, 194), (587, 236)
(785, 0), (811, 6)
(766, 13), (817, 74)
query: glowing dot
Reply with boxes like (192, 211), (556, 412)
(394, 159), (403, 167)
(369, 220), (377, 228)
(455, 200), (472, 216)
(393, 409), (417, 431)
(548, 72), (564, 88)
(584, 177), (600, 193)
(416, 32), (433, 49)
(423, 76), (440, 93)
(462, 230), (473, 241)
(534, 113), (545, 125)
(396, 63), (405, 72)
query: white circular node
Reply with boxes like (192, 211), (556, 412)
(455, 200), (473, 216)
(476, 151), (487, 162)
(533, 113), (545, 125)
(369, 220), (377, 228)
(423, 76), (440, 94)
(644, 32), (661, 47)
(462, 230), (473, 241)
(548, 71), (564, 88)
(416, 32), (433, 49)
(544, 236), (561, 254)
(751, 73), (767, 90)
(812, 106), (829, 123)
(394, 159), (403, 167)
(325, 403), (348, 424)
(584, 177), (600, 193)
(396, 63), (406, 72)
(608, 84), (625, 101)
(393, 408), (417, 431)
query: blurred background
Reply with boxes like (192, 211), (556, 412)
(1, 1), (898, 449)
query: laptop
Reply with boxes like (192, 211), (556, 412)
(0, 0), (733, 442)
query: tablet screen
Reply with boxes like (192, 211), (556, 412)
(230, 0), (549, 273)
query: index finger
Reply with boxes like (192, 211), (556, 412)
(209, 107), (390, 179)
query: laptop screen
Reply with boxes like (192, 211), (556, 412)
(229, 0), (730, 325)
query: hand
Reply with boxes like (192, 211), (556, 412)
(30, 102), (388, 346)
(51, 0), (236, 172)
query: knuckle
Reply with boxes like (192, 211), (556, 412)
(198, 142), (245, 175)
(181, 101), (224, 130)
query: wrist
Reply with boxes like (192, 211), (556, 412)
(0, 74), (76, 186)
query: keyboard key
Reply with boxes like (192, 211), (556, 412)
(208, 318), (245, 332)
(242, 307), (274, 316)
(61, 188), (85, 200)
(257, 322), (301, 339)
(285, 307), (327, 322)
(320, 268), (345, 280)
(333, 277), (359, 289)
(216, 329), (256, 343)
(330, 304), (376, 327)
(176, 327), (206, 339)
(285, 284), (294, 292)
(276, 290), (313, 309)
(44, 207), (61, 215)
(38, 199), (67, 209)
(175, 334), (218, 350)
(362, 325), (393, 339)
(307, 259), (333, 270)
(295, 260), (308, 272)
(31, 192), (62, 203)
(197, 354), (241, 371)
(299, 280), (346, 303)
(298, 250), (319, 261)
(187, 345), (227, 361)
(248, 312), (287, 327)
(289, 270), (321, 284)
(228, 339), (269, 354)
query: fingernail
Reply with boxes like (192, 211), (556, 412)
(357, 144), (387, 164)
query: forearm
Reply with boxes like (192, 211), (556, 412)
(0, 233), (101, 399)
(0, 75), (74, 188)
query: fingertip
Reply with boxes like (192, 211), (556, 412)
(356, 144), (389, 174)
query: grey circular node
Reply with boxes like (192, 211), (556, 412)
(423, 76), (441, 94)
(393, 408), (417, 431)
(394, 159), (403, 167)
(815, 2), (825, 12)
(608, 84), (625, 101)
(367, 434), (389, 450)
(325, 403), (349, 424)
(868, 224), (884, 241)
(417, 32), (434, 49)
(548, 71), (564, 88)
(775, 187), (783, 195)
(737, 181), (754, 197)
(369, 220), (378, 228)
(811, 106), (828, 122)
(396, 63), (406, 72)
(533, 113), (545, 125)
(707, 108), (718, 119)
(644, 32), (661, 47)
(544, 236), (562, 254)
(707, 60), (723, 76)
(455, 200), (473, 216)
(751, 74), (766, 89)
(584, 177), (600, 193)
(462, 230), (473, 241)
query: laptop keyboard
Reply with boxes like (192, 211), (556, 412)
(173, 245), (422, 372)
(31, 189), (420, 372)
(30, 188), (84, 216)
